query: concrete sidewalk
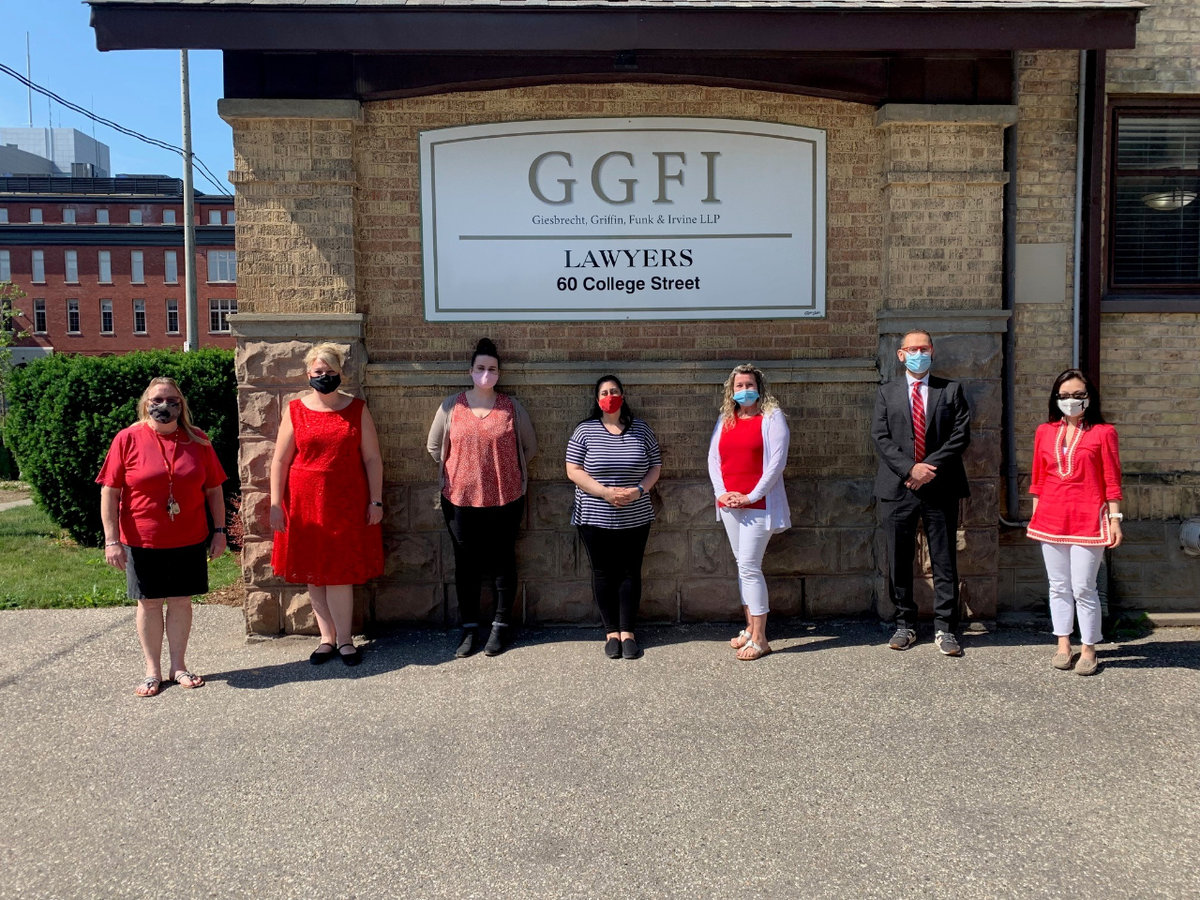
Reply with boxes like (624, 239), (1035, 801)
(1, 607), (1197, 899)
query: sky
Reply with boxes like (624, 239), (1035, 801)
(0, 0), (232, 195)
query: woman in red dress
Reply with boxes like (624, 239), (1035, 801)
(270, 343), (384, 666)
(427, 338), (538, 658)
(1027, 369), (1122, 676)
(98, 376), (228, 697)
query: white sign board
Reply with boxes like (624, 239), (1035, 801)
(420, 117), (826, 321)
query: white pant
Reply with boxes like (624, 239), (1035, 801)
(720, 507), (773, 617)
(1040, 542), (1105, 646)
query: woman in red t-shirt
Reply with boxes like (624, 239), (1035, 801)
(97, 377), (228, 697)
(1027, 369), (1123, 676)
(706, 364), (791, 661)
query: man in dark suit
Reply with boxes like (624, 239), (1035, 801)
(872, 329), (971, 655)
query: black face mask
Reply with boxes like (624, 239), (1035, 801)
(148, 403), (181, 423)
(309, 373), (342, 394)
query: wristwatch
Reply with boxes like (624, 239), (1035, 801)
(212, 527), (227, 534)
(370, 501), (384, 508)
(636, 484), (646, 497)
(1107, 512), (1124, 521)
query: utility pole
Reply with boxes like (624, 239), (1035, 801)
(181, 50), (199, 352)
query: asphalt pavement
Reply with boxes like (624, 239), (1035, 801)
(1, 607), (1198, 899)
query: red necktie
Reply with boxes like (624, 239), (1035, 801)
(912, 381), (926, 464)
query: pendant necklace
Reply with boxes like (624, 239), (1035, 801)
(153, 429), (181, 521)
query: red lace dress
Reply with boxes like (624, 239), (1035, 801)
(271, 397), (384, 585)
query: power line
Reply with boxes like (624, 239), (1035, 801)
(0, 61), (233, 197)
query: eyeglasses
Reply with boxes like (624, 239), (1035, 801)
(1056, 391), (1088, 401)
(150, 399), (182, 408)
(902, 346), (932, 354)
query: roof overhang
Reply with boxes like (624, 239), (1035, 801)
(89, 1), (1142, 54)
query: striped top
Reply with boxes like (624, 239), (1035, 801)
(566, 418), (662, 528)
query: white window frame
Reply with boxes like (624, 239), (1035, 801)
(67, 299), (80, 334)
(206, 250), (236, 283)
(129, 210), (143, 226)
(100, 299), (114, 334)
(34, 299), (47, 333)
(208, 210), (222, 225)
(163, 209), (177, 225)
(130, 251), (144, 284)
(227, 210), (236, 225)
(164, 250), (179, 284)
(65, 250), (79, 284)
(98, 251), (112, 284)
(166, 299), (179, 334)
(29, 208), (42, 224)
(32, 250), (45, 284)
(62, 209), (76, 224)
(209, 297), (238, 333)
(132, 299), (147, 334)
(96, 209), (109, 225)
(0, 250), (9, 282)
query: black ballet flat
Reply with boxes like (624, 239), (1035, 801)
(604, 637), (621, 659)
(338, 643), (362, 667)
(309, 642), (337, 665)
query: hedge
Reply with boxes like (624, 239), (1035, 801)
(4, 349), (238, 547)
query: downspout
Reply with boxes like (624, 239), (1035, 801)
(1072, 50), (1087, 368)
(1001, 51), (1022, 526)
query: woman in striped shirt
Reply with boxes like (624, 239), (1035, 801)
(565, 375), (662, 660)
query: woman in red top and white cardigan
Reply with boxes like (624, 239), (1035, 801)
(1027, 369), (1122, 676)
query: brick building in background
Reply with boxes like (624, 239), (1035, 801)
(0, 175), (236, 359)
(88, 0), (1200, 636)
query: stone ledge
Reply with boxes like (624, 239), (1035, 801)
(875, 104), (1019, 127)
(218, 98), (363, 123)
(367, 357), (879, 387)
(231, 313), (364, 341)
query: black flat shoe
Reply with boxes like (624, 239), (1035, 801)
(310, 642), (337, 665)
(604, 637), (621, 659)
(456, 627), (479, 658)
(338, 643), (361, 667)
(621, 637), (642, 660)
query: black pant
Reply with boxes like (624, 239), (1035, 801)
(578, 523), (651, 634)
(881, 494), (960, 633)
(442, 497), (524, 627)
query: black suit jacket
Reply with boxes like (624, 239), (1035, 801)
(872, 374), (971, 503)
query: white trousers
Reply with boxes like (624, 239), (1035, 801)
(1040, 542), (1105, 646)
(719, 507), (773, 617)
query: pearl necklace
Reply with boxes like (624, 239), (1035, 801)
(1055, 421), (1083, 478)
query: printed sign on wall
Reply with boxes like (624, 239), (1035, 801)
(420, 117), (826, 321)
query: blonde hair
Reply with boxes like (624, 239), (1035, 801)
(304, 342), (345, 373)
(136, 376), (210, 445)
(719, 363), (781, 430)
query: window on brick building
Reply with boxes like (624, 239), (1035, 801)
(96, 209), (109, 225)
(207, 250), (236, 283)
(208, 210), (222, 225)
(0, 250), (9, 282)
(65, 251), (79, 284)
(63, 209), (76, 224)
(227, 210), (236, 225)
(67, 299), (80, 334)
(0, 208), (8, 224)
(209, 297), (237, 333)
(30, 208), (42, 224)
(129, 210), (143, 226)
(32, 250), (45, 283)
(1109, 106), (1200, 296)
(133, 299), (146, 334)
(163, 209), (176, 225)
(131, 251), (144, 284)
(100, 299), (114, 334)
(34, 299), (46, 333)
(98, 251), (112, 284)
(164, 250), (178, 284)
(166, 299), (179, 334)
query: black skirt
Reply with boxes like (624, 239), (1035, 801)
(125, 541), (210, 600)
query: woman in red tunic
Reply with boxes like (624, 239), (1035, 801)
(1027, 369), (1123, 676)
(427, 338), (538, 658)
(270, 343), (384, 666)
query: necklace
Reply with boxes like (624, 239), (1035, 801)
(152, 429), (181, 521)
(1055, 422), (1083, 478)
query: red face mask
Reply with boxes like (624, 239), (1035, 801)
(598, 394), (623, 415)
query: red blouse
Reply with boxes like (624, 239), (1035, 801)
(1027, 421), (1122, 546)
(443, 393), (523, 508)
(96, 423), (227, 549)
(717, 415), (767, 510)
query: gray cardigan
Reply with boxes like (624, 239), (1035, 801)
(426, 392), (539, 497)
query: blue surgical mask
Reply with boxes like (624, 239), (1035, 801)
(903, 351), (931, 375)
(732, 389), (760, 406)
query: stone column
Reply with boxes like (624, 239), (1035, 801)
(875, 104), (1018, 624)
(218, 99), (364, 636)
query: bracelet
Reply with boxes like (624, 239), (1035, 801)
(105, 540), (121, 547)
(1107, 512), (1124, 521)
(370, 501), (383, 508)
(212, 527), (227, 534)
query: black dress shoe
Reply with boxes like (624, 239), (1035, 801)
(338, 643), (362, 667)
(309, 642), (337, 665)
(483, 624), (512, 657)
(621, 637), (642, 660)
(604, 637), (621, 659)
(456, 627), (479, 658)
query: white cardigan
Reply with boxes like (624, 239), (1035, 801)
(707, 407), (792, 533)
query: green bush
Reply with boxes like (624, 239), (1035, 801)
(4, 349), (238, 547)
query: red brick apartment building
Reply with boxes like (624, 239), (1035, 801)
(0, 176), (237, 357)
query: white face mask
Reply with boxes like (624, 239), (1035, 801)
(1057, 397), (1088, 418)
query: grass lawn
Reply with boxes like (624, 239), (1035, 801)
(0, 503), (240, 610)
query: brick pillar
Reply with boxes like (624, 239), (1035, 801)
(218, 99), (365, 636)
(875, 104), (1018, 624)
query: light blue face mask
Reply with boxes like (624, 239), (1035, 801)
(732, 389), (760, 406)
(903, 351), (931, 375)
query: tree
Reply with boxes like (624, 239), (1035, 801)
(0, 282), (30, 479)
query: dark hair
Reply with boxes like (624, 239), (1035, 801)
(1048, 368), (1105, 425)
(471, 337), (500, 367)
(583, 374), (634, 434)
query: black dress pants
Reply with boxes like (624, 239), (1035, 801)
(881, 493), (960, 633)
(442, 496), (524, 627)
(577, 523), (652, 634)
